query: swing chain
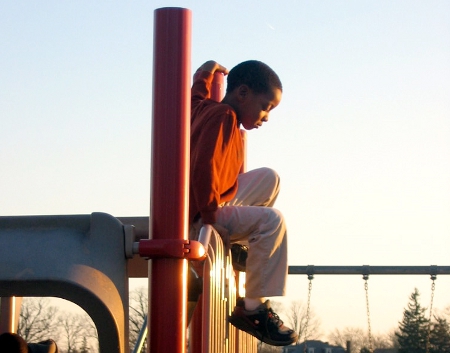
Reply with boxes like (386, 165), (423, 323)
(426, 273), (437, 353)
(363, 274), (374, 353)
(303, 273), (313, 353)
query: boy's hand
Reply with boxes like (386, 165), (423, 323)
(198, 60), (229, 75)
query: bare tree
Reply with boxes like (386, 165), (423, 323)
(328, 327), (366, 353)
(129, 287), (148, 352)
(328, 327), (392, 353)
(284, 300), (322, 343)
(372, 331), (395, 350)
(442, 306), (450, 322)
(58, 312), (97, 353)
(387, 328), (400, 349)
(18, 297), (60, 343)
(84, 318), (99, 353)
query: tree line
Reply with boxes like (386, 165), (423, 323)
(14, 288), (149, 353)
(11, 287), (450, 353)
(244, 288), (450, 353)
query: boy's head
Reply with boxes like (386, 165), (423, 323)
(0, 332), (28, 353)
(226, 60), (282, 95)
(224, 60), (282, 130)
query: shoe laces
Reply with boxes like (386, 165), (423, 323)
(267, 308), (294, 333)
(267, 308), (283, 328)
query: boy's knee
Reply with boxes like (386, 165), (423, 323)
(252, 167), (280, 198)
(266, 207), (285, 228)
(255, 167), (279, 182)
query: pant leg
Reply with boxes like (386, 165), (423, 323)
(215, 205), (287, 297)
(217, 167), (287, 297)
(225, 167), (280, 207)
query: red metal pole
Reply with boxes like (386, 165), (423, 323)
(149, 7), (191, 353)
(0, 297), (22, 334)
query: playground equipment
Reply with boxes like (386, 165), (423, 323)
(121, 217), (257, 353)
(0, 7), (257, 353)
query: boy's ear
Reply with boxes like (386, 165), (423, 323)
(237, 85), (250, 101)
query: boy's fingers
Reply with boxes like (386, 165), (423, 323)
(216, 64), (229, 75)
(199, 61), (229, 75)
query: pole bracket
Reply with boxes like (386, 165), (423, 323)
(306, 265), (315, 280)
(137, 239), (206, 260)
(430, 265), (438, 280)
(362, 265), (370, 280)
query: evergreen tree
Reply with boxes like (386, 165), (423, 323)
(429, 316), (450, 353)
(395, 288), (429, 353)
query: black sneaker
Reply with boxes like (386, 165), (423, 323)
(228, 298), (298, 346)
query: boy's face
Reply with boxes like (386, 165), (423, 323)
(236, 86), (282, 130)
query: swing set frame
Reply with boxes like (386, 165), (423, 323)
(290, 265), (448, 353)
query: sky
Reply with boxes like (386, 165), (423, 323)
(1, 0), (450, 342)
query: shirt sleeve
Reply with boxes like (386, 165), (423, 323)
(191, 70), (213, 117)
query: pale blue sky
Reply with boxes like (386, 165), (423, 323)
(1, 1), (450, 339)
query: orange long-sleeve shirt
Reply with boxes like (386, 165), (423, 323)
(189, 71), (244, 224)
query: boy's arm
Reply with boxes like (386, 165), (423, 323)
(190, 61), (233, 224)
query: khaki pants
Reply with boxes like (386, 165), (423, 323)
(216, 167), (288, 298)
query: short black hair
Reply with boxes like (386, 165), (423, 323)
(226, 60), (282, 94)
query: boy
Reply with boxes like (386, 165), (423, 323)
(190, 60), (297, 346)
